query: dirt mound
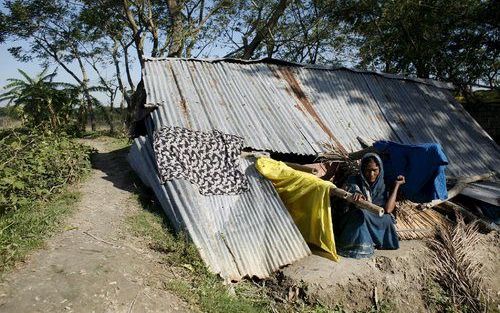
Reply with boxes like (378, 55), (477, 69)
(277, 235), (499, 312)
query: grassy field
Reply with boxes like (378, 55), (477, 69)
(0, 190), (81, 274)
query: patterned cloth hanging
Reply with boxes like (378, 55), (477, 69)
(153, 126), (249, 195)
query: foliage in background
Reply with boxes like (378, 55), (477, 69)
(326, 0), (499, 90)
(426, 214), (488, 313)
(0, 106), (22, 119)
(0, 69), (78, 130)
(0, 106), (22, 129)
(0, 128), (93, 214)
(1, 0), (497, 132)
(0, 69), (110, 134)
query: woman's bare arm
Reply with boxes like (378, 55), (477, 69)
(385, 175), (405, 214)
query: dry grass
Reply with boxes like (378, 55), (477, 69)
(426, 214), (487, 312)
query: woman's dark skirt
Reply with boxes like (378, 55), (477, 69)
(335, 209), (399, 259)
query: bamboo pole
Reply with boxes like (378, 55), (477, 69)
(329, 187), (385, 216)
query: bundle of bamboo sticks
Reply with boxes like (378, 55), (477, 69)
(395, 201), (451, 240)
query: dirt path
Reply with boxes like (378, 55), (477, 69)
(0, 138), (191, 313)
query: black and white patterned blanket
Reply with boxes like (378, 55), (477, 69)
(153, 126), (249, 195)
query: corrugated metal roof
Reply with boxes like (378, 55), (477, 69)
(142, 58), (499, 177)
(127, 136), (311, 281)
(143, 56), (455, 90)
(461, 181), (500, 206)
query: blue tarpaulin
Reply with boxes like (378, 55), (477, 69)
(374, 141), (448, 203)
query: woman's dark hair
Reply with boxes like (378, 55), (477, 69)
(361, 156), (379, 172)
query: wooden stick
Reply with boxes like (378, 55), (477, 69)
(83, 231), (120, 248)
(396, 228), (434, 233)
(128, 291), (139, 313)
(419, 172), (495, 209)
(356, 136), (371, 148)
(329, 187), (385, 216)
(446, 172), (495, 185)
(447, 172), (495, 198)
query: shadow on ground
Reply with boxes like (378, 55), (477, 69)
(90, 144), (178, 235)
(90, 147), (135, 192)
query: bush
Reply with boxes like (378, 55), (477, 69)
(0, 128), (93, 214)
(0, 127), (93, 272)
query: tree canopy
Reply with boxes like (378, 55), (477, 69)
(0, 0), (498, 128)
(0, 69), (78, 129)
(328, 0), (499, 90)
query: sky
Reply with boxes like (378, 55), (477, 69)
(0, 41), (142, 107)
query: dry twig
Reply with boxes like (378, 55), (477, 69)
(83, 231), (120, 248)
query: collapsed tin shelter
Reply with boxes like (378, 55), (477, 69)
(128, 57), (499, 281)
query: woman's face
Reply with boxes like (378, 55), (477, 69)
(363, 160), (380, 184)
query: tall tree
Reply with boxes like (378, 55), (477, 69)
(222, 0), (348, 64)
(327, 0), (499, 90)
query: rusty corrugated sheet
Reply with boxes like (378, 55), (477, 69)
(142, 58), (499, 177)
(127, 136), (311, 281)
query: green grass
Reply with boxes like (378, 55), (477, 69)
(0, 190), (81, 275)
(0, 128), (92, 276)
(126, 192), (274, 312)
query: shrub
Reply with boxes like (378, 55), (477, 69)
(0, 128), (93, 214)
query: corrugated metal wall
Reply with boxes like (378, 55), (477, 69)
(131, 57), (499, 280)
(127, 136), (311, 281)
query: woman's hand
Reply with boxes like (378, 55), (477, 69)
(352, 193), (366, 202)
(395, 175), (406, 186)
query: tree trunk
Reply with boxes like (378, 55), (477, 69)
(112, 39), (129, 128)
(121, 40), (136, 91)
(75, 53), (96, 131)
(123, 0), (146, 67)
(167, 0), (184, 57)
(104, 96), (115, 134)
(242, 0), (291, 60)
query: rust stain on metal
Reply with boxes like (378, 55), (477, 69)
(168, 63), (192, 128)
(179, 99), (190, 123)
(375, 112), (385, 122)
(276, 66), (347, 153)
